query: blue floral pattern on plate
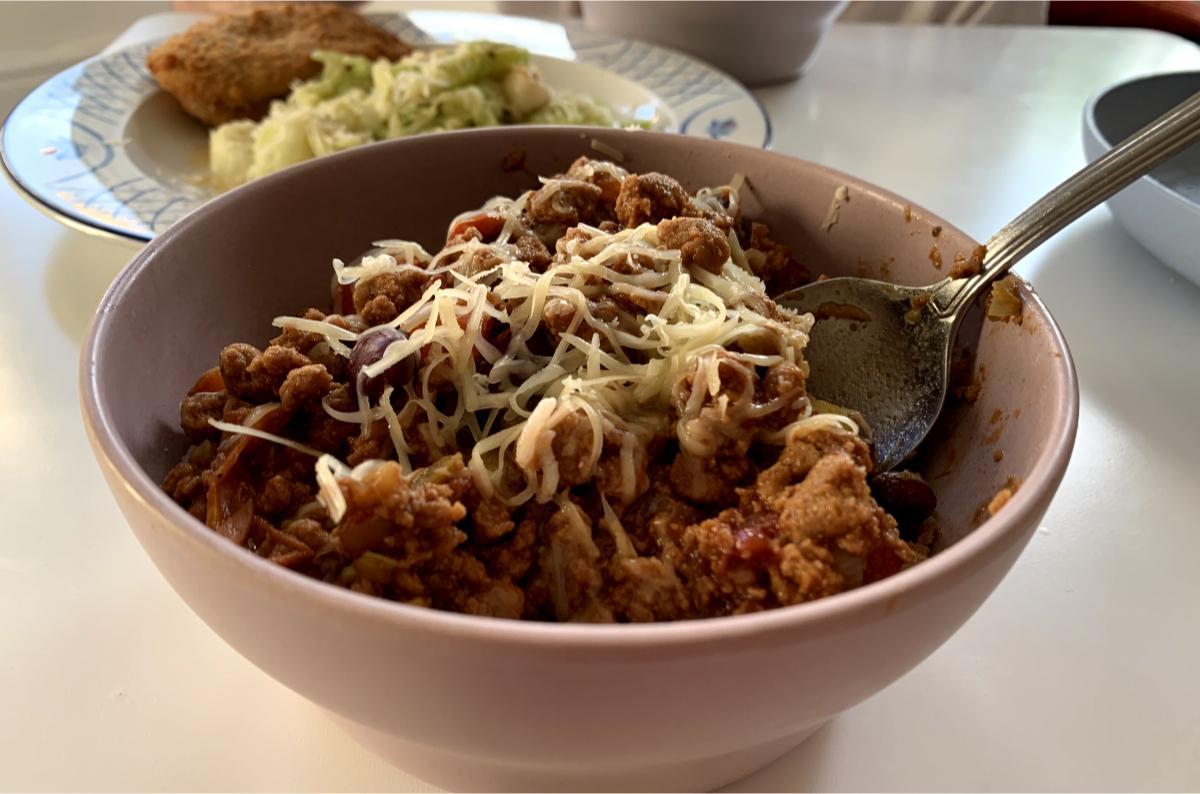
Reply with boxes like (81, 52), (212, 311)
(707, 118), (738, 139)
(1, 11), (770, 242)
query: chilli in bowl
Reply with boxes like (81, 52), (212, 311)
(161, 157), (938, 622)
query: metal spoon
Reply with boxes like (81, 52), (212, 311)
(776, 89), (1200, 471)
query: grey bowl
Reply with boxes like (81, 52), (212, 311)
(1083, 71), (1200, 283)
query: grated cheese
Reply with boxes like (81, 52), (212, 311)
(600, 493), (637, 559)
(273, 316), (359, 358)
(259, 172), (834, 511)
(208, 417), (324, 458)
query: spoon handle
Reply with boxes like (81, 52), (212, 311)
(936, 88), (1200, 320)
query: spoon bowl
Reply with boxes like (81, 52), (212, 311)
(780, 277), (955, 471)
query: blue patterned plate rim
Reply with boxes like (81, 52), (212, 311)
(0, 10), (770, 243)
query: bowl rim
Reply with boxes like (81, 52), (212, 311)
(79, 126), (1080, 649)
(1082, 69), (1200, 216)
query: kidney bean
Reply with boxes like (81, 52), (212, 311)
(349, 327), (415, 398)
(870, 471), (937, 538)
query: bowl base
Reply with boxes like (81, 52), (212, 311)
(330, 713), (827, 792)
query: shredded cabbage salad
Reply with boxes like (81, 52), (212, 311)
(210, 41), (626, 189)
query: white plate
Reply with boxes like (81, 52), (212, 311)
(0, 10), (770, 242)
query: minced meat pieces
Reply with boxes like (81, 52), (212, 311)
(589, 296), (622, 324)
(279, 364), (332, 412)
(476, 512), (540, 581)
(677, 510), (769, 614)
(440, 230), (505, 280)
(527, 505), (607, 621)
(164, 162), (931, 624)
(514, 232), (552, 270)
(668, 449), (751, 505)
(359, 295), (398, 327)
(542, 296), (577, 338)
(525, 158), (626, 227)
(255, 473), (311, 517)
(607, 557), (688, 622)
(610, 284), (665, 316)
(594, 428), (652, 505)
(528, 179), (604, 226)
(253, 516), (315, 568)
(281, 517), (332, 552)
(180, 391), (227, 441)
(672, 350), (760, 458)
(347, 419), (393, 466)
(470, 496), (517, 542)
(615, 172), (690, 227)
(756, 429), (921, 587)
(305, 340), (348, 381)
(747, 221), (808, 292)
(269, 308), (327, 354)
(565, 156), (628, 205)
(771, 451), (918, 592)
(253, 344), (311, 379)
(665, 426), (925, 615)
(657, 217), (731, 273)
(422, 551), (525, 619)
(352, 270), (429, 324)
(302, 405), (358, 455)
(221, 344), (312, 403)
(163, 461), (205, 504)
(621, 482), (701, 562)
(334, 459), (467, 559)
(220, 395), (252, 426)
(548, 409), (597, 488)
(758, 362), (808, 431)
(755, 426), (872, 501)
(219, 343), (274, 401)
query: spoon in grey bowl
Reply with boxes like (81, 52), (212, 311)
(776, 89), (1200, 472)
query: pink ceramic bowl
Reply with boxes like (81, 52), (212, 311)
(80, 128), (1077, 792)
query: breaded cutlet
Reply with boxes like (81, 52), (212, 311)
(146, 3), (410, 127)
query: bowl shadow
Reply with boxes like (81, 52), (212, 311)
(43, 232), (138, 345)
(720, 720), (839, 792)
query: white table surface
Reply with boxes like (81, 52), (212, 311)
(3, 14), (1199, 792)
